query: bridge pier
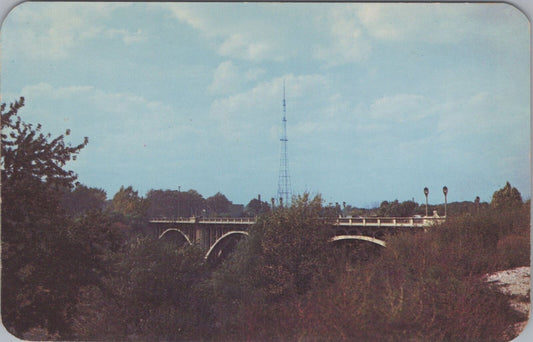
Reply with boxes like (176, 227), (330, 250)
(197, 224), (241, 250)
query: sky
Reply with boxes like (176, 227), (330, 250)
(0, 1), (530, 208)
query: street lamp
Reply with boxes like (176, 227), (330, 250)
(442, 186), (448, 217)
(424, 187), (429, 217)
(178, 185), (181, 218)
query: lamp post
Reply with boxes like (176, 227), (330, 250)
(424, 187), (429, 217)
(178, 185), (181, 218)
(443, 186), (448, 217)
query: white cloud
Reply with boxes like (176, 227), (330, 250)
(164, 3), (209, 31)
(12, 81), (219, 193)
(315, 6), (372, 65)
(362, 3), (480, 43)
(18, 82), (199, 152)
(324, 94), (349, 119)
(208, 62), (266, 97)
(292, 121), (321, 136)
(369, 94), (428, 123)
(22, 82), (93, 99)
(209, 74), (329, 140)
(357, 4), (402, 41)
(245, 68), (266, 81)
(436, 91), (527, 138)
(164, 3), (299, 62)
(313, 2), (528, 66)
(166, 3), (526, 67)
(208, 61), (241, 95)
(2, 2), (145, 60)
(106, 28), (147, 45)
(357, 2), (526, 46)
(218, 33), (273, 61)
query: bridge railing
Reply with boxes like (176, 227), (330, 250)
(149, 216), (445, 227)
(149, 216), (257, 224)
(150, 217), (197, 224)
(198, 217), (256, 224)
(335, 216), (444, 227)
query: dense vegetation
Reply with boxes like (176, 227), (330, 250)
(2, 98), (530, 341)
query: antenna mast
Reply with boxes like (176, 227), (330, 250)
(277, 80), (292, 207)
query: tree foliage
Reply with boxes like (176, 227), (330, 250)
(111, 185), (149, 219)
(244, 197), (271, 217)
(322, 202), (342, 218)
(378, 199), (418, 217)
(60, 184), (107, 217)
(1, 98), (92, 337)
(72, 239), (213, 341)
(206, 192), (232, 216)
(491, 181), (523, 210)
(209, 194), (338, 339)
(146, 188), (206, 218)
(1, 98), (88, 191)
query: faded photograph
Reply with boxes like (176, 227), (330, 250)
(0, 2), (530, 341)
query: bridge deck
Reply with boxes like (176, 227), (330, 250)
(149, 216), (445, 228)
(150, 217), (256, 225)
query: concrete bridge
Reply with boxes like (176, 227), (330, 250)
(149, 216), (445, 263)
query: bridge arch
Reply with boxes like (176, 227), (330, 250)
(205, 231), (249, 263)
(329, 235), (387, 247)
(159, 228), (192, 246)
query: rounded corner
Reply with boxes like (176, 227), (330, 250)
(0, 317), (25, 341)
(0, 0), (29, 31)
(501, 1), (533, 26)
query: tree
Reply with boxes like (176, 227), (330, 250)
(378, 200), (417, 217)
(244, 197), (270, 217)
(2, 98), (88, 223)
(180, 189), (207, 216)
(72, 239), (213, 340)
(322, 202), (342, 218)
(210, 194), (338, 339)
(491, 181), (523, 210)
(60, 184), (107, 217)
(146, 189), (206, 218)
(206, 192), (232, 216)
(111, 185), (149, 219)
(1, 97), (89, 337)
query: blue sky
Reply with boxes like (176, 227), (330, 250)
(1, 2), (530, 207)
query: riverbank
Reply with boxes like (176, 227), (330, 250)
(484, 266), (530, 340)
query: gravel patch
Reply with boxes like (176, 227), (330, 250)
(484, 266), (531, 339)
(485, 267), (530, 299)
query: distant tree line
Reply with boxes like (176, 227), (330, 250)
(62, 185), (491, 222)
(61, 185), (272, 220)
(330, 197), (491, 219)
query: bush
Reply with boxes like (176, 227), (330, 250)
(290, 219), (525, 342)
(296, 270), (519, 342)
(496, 234), (530, 269)
(72, 238), (214, 341)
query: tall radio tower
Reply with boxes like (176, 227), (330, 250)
(277, 81), (292, 207)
